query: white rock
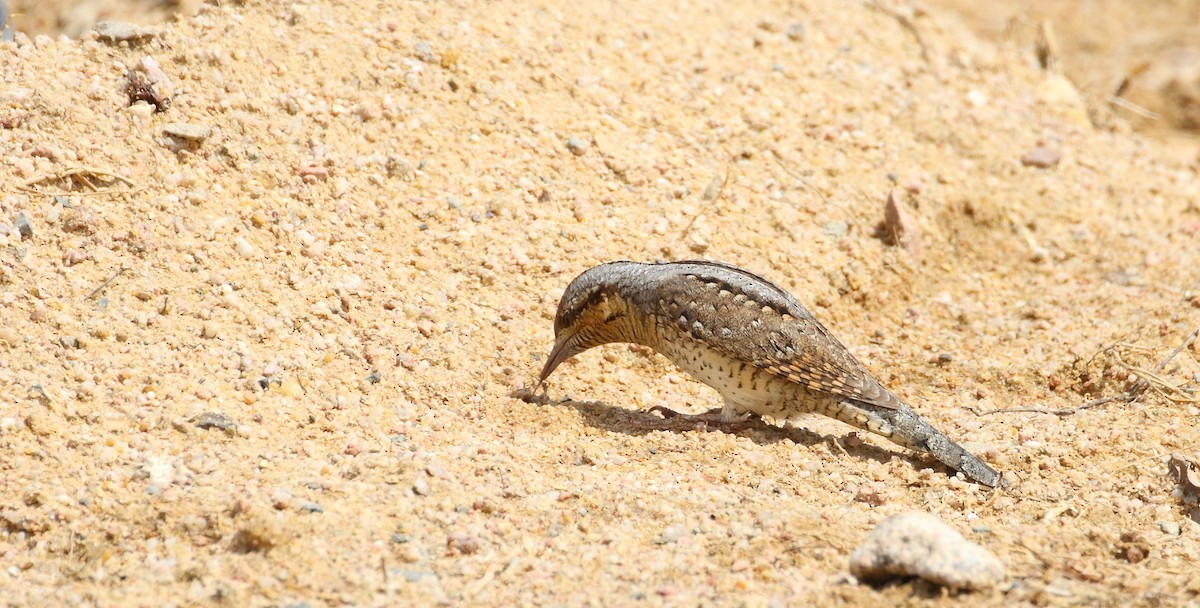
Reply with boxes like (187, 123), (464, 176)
(849, 511), (1005, 590)
(144, 456), (175, 487)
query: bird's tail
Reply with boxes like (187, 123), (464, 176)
(839, 400), (1003, 488)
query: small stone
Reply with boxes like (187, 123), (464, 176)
(414, 41), (437, 63)
(1118, 531), (1150, 563)
(163, 123), (211, 142)
(412, 475), (430, 496)
(299, 501), (324, 513)
(144, 457), (174, 487)
(786, 22), (806, 42)
(875, 189), (921, 257)
(566, 137), (589, 156)
(277, 377), (304, 397)
(850, 511), (1005, 591)
(397, 544), (422, 563)
(62, 207), (97, 235)
(14, 213), (33, 240)
(401, 570), (435, 583)
(1021, 146), (1062, 168)
(654, 525), (687, 544)
(447, 532), (481, 555)
(822, 220), (848, 238)
(63, 248), (90, 266)
(1158, 521), (1181, 536)
(234, 237), (255, 258)
(0, 328), (20, 345)
(271, 488), (294, 509)
(201, 323), (219, 339)
(193, 412), (237, 431)
(94, 21), (160, 43)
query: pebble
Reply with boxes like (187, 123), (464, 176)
(144, 457), (174, 487)
(412, 475), (430, 496)
(849, 511), (1005, 590)
(163, 123), (212, 142)
(875, 189), (921, 256)
(822, 220), (848, 238)
(1158, 521), (1181, 536)
(566, 136), (589, 156)
(62, 207), (97, 234)
(193, 412), (237, 431)
(786, 22), (806, 42)
(446, 532), (481, 555)
(234, 237), (255, 258)
(278, 377), (304, 397)
(94, 21), (161, 43)
(401, 570), (436, 583)
(299, 501), (324, 513)
(654, 525), (687, 544)
(14, 213), (32, 240)
(0, 328), (19, 345)
(414, 41), (437, 63)
(1021, 146), (1062, 168)
(271, 488), (294, 509)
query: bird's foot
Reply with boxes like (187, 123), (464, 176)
(648, 406), (758, 431)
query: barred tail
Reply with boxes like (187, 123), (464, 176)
(840, 400), (1003, 488)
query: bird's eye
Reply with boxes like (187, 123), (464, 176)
(604, 312), (625, 323)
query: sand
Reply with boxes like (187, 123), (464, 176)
(1, 0), (1198, 605)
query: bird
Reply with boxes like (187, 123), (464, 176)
(536, 260), (1002, 487)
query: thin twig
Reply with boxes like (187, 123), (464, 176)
(770, 150), (832, 206)
(1144, 327), (1197, 377)
(976, 327), (1200, 416)
(1116, 327), (1200, 403)
(970, 396), (1117, 417)
(86, 267), (127, 300)
(18, 166), (142, 196)
(546, 69), (654, 131)
(864, 1), (931, 65)
(681, 168), (731, 238)
(1108, 96), (1160, 120)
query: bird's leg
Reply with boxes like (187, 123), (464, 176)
(648, 403), (758, 430)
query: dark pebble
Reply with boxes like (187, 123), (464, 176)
(193, 412), (237, 431)
(15, 213), (33, 240)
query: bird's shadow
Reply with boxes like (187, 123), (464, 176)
(513, 388), (938, 472)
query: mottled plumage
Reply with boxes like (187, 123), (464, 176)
(539, 260), (1002, 487)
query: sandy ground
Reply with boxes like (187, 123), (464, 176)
(1, 0), (1199, 606)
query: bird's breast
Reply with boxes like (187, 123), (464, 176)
(645, 319), (793, 412)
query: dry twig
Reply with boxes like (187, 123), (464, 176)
(18, 166), (141, 196)
(975, 327), (1199, 416)
(680, 168), (731, 237)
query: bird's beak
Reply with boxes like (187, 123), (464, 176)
(536, 325), (581, 392)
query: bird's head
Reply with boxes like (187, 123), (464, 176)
(537, 263), (639, 389)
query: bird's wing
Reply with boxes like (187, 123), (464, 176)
(749, 321), (904, 410)
(653, 261), (904, 410)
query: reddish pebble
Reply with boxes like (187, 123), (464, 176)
(1021, 146), (1061, 168)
